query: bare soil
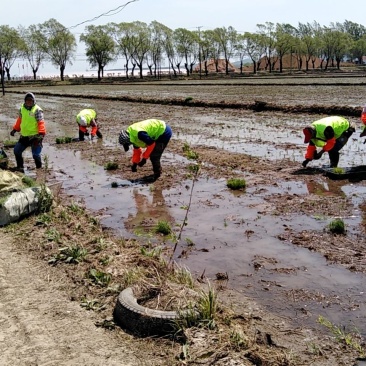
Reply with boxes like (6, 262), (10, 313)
(0, 77), (366, 366)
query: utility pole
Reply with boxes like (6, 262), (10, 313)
(197, 26), (202, 79)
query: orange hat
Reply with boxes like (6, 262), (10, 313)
(303, 127), (314, 143)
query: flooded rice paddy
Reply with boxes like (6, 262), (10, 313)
(1, 80), (366, 337)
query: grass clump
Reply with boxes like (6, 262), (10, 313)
(104, 162), (119, 170)
(182, 142), (199, 160)
(332, 167), (345, 174)
(154, 220), (172, 235)
(328, 218), (346, 234)
(49, 245), (88, 265)
(3, 140), (16, 147)
(22, 175), (37, 187)
(318, 316), (365, 358)
(88, 268), (112, 287)
(56, 136), (73, 144)
(227, 178), (246, 190)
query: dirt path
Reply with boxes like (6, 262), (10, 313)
(0, 233), (139, 366)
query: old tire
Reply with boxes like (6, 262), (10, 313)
(113, 287), (180, 337)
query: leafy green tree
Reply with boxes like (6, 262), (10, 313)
(147, 21), (171, 77)
(18, 24), (47, 80)
(256, 22), (277, 72)
(0, 25), (23, 81)
(332, 31), (353, 69)
(199, 30), (216, 76)
(342, 20), (366, 41)
(242, 32), (266, 74)
(173, 28), (196, 76)
(297, 22), (318, 71)
(40, 18), (76, 81)
(213, 26), (238, 75)
(80, 25), (116, 80)
(351, 36), (366, 64)
(275, 23), (297, 73)
(129, 21), (151, 79)
(109, 22), (135, 78)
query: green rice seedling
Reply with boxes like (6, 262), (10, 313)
(35, 213), (52, 226)
(99, 256), (111, 266)
(182, 142), (190, 153)
(3, 140), (17, 148)
(88, 268), (112, 286)
(197, 284), (218, 329)
(188, 163), (200, 174)
(332, 167), (345, 174)
(175, 304), (201, 332)
(36, 184), (53, 213)
(48, 245), (87, 264)
(154, 220), (172, 235)
(171, 264), (194, 288)
(45, 228), (61, 243)
(121, 268), (143, 287)
(89, 216), (99, 225)
(80, 298), (106, 312)
(68, 201), (84, 214)
(182, 142), (199, 160)
(58, 209), (70, 222)
(55, 137), (65, 144)
(227, 178), (246, 190)
(186, 150), (199, 160)
(104, 161), (119, 170)
(21, 175), (36, 187)
(93, 237), (109, 252)
(64, 136), (73, 143)
(318, 316), (365, 357)
(230, 328), (249, 351)
(184, 96), (193, 103)
(111, 181), (118, 188)
(140, 245), (162, 258)
(328, 218), (346, 234)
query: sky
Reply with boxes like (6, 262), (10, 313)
(3, 0), (366, 76)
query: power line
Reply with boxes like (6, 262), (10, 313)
(68, 0), (139, 30)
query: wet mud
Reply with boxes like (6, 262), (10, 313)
(1, 79), (366, 338)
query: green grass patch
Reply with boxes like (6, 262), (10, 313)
(227, 178), (246, 190)
(328, 218), (346, 234)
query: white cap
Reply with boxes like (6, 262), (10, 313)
(78, 116), (87, 126)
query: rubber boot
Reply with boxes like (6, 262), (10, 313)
(329, 151), (339, 168)
(79, 130), (85, 141)
(96, 130), (103, 138)
(153, 167), (162, 180)
(34, 158), (42, 169)
(15, 155), (24, 171)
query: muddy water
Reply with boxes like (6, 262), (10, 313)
(30, 139), (365, 337)
(1, 92), (365, 336)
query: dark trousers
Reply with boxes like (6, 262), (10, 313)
(14, 136), (43, 169)
(328, 129), (354, 167)
(150, 125), (172, 176)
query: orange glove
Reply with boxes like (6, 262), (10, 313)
(132, 147), (142, 164)
(142, 143), (156, 159)
(305, 145), (316, 160)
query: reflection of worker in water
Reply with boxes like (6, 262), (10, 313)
(306, 179), (345, 197)
(76, 109), (103, 141)
(118, 119), (172, 180)
(302, 116), (355, 168)
(130, 187), (174, 228)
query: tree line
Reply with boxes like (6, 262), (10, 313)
(1, 19), (366, 82)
